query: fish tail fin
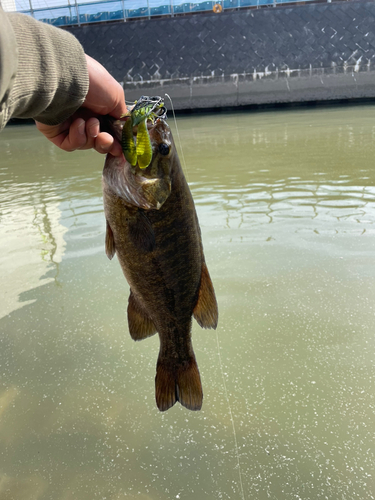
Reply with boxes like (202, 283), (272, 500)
(155, 357), (203, 412)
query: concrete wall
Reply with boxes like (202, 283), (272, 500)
(66, 1), (375, 109)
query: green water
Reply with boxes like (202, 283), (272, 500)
(0, 105), (375, 500)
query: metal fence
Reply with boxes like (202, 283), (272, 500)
(1, 0), (333, 26)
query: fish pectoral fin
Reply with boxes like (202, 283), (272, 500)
(105, 220), (116, 260)
(155, 357), (203, 412)
(127, 291), (157, 340)
(193, 262), (218, 329)
(128, 210), (155, 252)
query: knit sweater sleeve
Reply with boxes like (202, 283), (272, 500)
(0, 10), (89, 130)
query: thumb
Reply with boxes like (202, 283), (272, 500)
(83, 55), (127, 117)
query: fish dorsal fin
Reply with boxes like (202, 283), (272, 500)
(193, 262), (218, 329)
(105, 220), (116, 260)
(127, 291), (157, 340)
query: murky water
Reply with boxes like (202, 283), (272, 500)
(1, 105), (375, 500)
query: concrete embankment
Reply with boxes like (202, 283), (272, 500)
(66, 1), (375, 109)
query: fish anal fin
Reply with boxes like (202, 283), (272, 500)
(105, 220), (116, 260)
(193, 262), (218, 330)
(155, 357), (203, 412)
(127, 291), (157, 341)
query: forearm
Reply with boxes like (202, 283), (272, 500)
(0, 10), (89, 130)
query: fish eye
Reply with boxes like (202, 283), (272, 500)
(159, 143), (170, 156)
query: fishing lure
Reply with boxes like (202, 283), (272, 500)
(121, 96), (166, 169)
(121, 118), (137, 166)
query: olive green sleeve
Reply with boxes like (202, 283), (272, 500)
(0, 10), (89, 130)
(0, 10), (18, 129)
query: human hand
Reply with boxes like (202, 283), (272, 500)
(35, 55), (127, 156)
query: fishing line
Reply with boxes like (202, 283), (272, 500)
(164, 92), (243, 495)
(215, 329), (245, 500)
(164, 94), (189, 179)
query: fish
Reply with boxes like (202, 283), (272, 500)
(102, 112), (218, 412)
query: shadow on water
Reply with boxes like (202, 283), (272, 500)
(1, 107), (375, 499)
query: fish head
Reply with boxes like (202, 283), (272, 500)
(144, 117), (178, 204)
(102, 117), (177, 211)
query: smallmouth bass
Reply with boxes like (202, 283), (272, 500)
(102, 115), (218, 412)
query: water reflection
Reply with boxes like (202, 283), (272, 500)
(0, 107), (375, 499)
(0, 167), (68, 316)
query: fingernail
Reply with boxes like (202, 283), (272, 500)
(88, 121), (99, 138)
(77, 120), (85, 135)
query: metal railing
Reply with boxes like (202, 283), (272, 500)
(0, 0), (335, 26)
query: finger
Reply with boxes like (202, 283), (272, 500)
(94, 133), (124, 157)
(76, 118), (99, 151)
(86, 117), (100, 139)
(94, 132), (114, 154)
(59, 118), (87, 151)
(66, 118), (100, 151)
(108, 140), (124, 157)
